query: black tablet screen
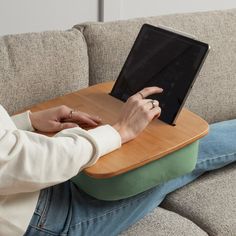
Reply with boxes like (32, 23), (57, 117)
(110, 24), (209, 125)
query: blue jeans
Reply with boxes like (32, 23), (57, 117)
(24, 119), (236, 236)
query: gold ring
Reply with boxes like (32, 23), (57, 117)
(151, 100), (155, 109)
(138, 92), (144, 99)
(69, 110), (74, 119)
(150, 100), (158, 109)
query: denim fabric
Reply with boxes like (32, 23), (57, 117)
(24, 119), (236, 236)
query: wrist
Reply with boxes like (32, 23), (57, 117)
(29, 111), (37, 131)
(112, 123), (129, 144)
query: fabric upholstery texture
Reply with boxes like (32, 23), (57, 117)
(74, 9), (236, 124)
(161, 163), (236, 235)
(119, 207), (208, 236)
(0, 8), (235, 236)
(0, 29), (88, 115)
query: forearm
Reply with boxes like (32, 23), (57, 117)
(0, 125), (121, 195)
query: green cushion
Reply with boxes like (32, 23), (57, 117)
(72, 141), (199, 201)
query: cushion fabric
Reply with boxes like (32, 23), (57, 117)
(161, 163), (236, 235)
(119, 207), (208, 236)
(0, 29), (88, 114)
(72, 141), (199, 201)
(74, 9), (236, 124)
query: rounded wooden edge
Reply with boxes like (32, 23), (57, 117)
(84, 127), (209, 179)
(83, 105), (210, 179)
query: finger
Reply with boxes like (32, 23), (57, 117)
(150, 106), (162, 119)
(138, 99), (159, 111)
(85, 114), (102, 124)
(72, 111), (101, 123)
(64, 111), (101, 126)
(145, 99), (160, 110)
(84, 116), (100, 126)
(72, 114), (100, 127)
(78, 120), (101, 127)
(53, 122), (79, 132)
(135, 87), (163, 99)
(78, 123), (98, 129)
(57, 105), (74, 120)
(60, 122), (79, 131)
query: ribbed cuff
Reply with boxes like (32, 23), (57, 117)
(11, 111), (35, 131)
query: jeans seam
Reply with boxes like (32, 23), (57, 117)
(38, 188), (52, 228)
(26, 224), (65, 236)
(70, 187), (157, 229)
(197, 152), (236, 165)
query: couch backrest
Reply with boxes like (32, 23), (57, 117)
(75, 9), (236, 123)
(0, 29), (88, 115)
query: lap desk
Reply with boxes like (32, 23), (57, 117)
(29, 82), (209, 200)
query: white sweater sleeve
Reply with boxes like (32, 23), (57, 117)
(0, 107), (121, 195)
(11, 111), (35, 131)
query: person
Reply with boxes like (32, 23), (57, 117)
(0, 87), (236, 236)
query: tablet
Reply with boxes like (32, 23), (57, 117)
(110, 24), (210, 125)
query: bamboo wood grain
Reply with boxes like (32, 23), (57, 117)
(26, 82), (209, 179)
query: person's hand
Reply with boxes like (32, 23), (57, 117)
(29, 105), (102, 132)
(112, 87), (163, 144)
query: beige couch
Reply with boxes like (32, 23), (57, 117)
(0, 9), (236, 236)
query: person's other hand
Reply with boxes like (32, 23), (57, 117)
(113, 87), (163, 144)
(29, 105), (102, 132)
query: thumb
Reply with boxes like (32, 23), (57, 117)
(59, 122), (79, 131)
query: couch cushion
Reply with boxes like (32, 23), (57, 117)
(0, 29), (88, 114)
(161, 163), (236, 235)
(119, 207), (207, 236)
(74, 9), (236, 123)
